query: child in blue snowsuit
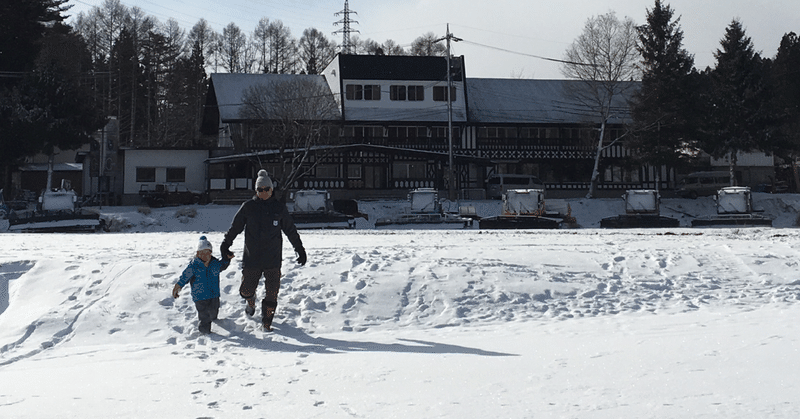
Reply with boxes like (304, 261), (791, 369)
(172, 236), (232, 334)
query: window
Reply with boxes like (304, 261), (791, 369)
(346, 84), (381, 100)
(345, 84), (362, 100)
(390, 85), (423, 101)
(393, 161), (426, 178)
(315, 164), (339, 178)
(347, 165), (362, 179)
(390, 85), (406, 101)
(166, 167), (186, 183)
(407, 85), (424, 101)
(433, 86), (456, 102)
(363, 85), (381, 100)
(136, 167), (156, 182)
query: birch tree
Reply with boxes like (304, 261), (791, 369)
(561, 11), (639, 198)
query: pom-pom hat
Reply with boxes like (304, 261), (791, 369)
(197, 235), (213, 252)
(255, 169), (273, 190)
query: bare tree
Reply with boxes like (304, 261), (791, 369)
(266, 20), (297, 74)
(411, 32), (446, 56)
(253, 18), (271, 73)
(188, 18), (212, 53)
(298, 28), (337, 74)
(221, 22), (247, 73)
(381, 39), (406, 55)
(239, 77), (340, 197)
(561, 11), (640, 198)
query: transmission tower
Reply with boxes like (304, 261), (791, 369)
(333, 0), (359, 54)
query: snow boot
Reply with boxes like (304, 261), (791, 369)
(245, 298), (256, 316)
(262, 300), (277, 331)
(262, 308), (275, 331)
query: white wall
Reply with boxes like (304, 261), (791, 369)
(711, 151), (774, 167)
(123, 150), (208, 194)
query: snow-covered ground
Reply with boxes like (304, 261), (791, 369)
(2, 194), (800, 418)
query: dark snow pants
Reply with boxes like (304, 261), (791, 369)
(240, 268), (281, 317)
(195, 297), (220, 334)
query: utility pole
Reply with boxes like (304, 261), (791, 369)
(439, 25), (461, 201)
(333, 0), (359, 54)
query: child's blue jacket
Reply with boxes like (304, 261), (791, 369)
(176, 256), (230, 302)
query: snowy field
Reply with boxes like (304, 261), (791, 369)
(2, 194), (800, 418)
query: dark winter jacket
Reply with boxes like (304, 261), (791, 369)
(176, 256), (230, 302)
(221, 195), (304, 270)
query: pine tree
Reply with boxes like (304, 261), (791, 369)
(768, 33), (800, 156)
(702, 19), (773, 180)
(629, 1), (701, 178)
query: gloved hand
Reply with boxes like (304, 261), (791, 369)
(172, 284), (182, 299)
(220, 243), (234, 259)
(296, 247), (307, 265)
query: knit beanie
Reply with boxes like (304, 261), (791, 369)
(255, 169), (273, 190)
(197, 235), (213, 252)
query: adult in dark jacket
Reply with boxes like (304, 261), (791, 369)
(220, 170), (307, 330)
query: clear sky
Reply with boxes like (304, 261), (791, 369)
(65, 0), (800, 79)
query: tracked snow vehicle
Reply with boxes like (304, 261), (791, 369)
(691, 187), (772, 227)
(288, 190), (357, 229)
(5, 187), (104, 233)
(479, 189), (562, 229)
(374, 188), (473, 228)
(600, 189), (680, 228)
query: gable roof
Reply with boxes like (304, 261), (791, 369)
(337, 54), (463, 81)
(203, 73), (340, 125)
(466, 78), (637, 125)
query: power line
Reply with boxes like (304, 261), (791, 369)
(460, 39), (596, 67)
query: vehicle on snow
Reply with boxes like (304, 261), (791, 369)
(600, 190), (680, 228)
(691, 187), (772, 227)
(486, 174), (545, 200)
(4, 186), (104, 233)
(288, 190), (360, 229)
(139, 184), (206, 207)
(479, 189), (564, 229)
(374, 188), (473, 228)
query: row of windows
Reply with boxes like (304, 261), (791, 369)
(314, 162), (427, 179)
(337, 125), (615, 140)
(340, 126), (462, 139)
(345, 84), (456, 102)
(136, 167), (186, 183)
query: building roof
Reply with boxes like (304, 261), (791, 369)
(337, 54), (463, 81)
(205, 73), (340, 123)
(202, 64), (639, 130)
(206, 144), (492, 165)
(465, 78), (636, 125)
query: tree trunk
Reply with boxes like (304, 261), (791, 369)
(586, 120), (607, 199)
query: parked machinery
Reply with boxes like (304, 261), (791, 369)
(691, 187), (772, 227)
(4, 183), (104, 233)
(600, 190), (680, 228)
(375, 188), (473, 228)
(479, 189), (563, 229)
(289, 190), (359, 229)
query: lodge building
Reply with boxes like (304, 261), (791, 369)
(201, 53), (666, 201)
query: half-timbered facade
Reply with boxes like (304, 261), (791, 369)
(202, 53), (662, 200)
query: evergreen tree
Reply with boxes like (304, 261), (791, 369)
(702, 19), (773, 180)
(0, 0), (68, 76)
(629, 1), (701, 174)
(768, 33), (800, 156)
(1, 1), (103, 193)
